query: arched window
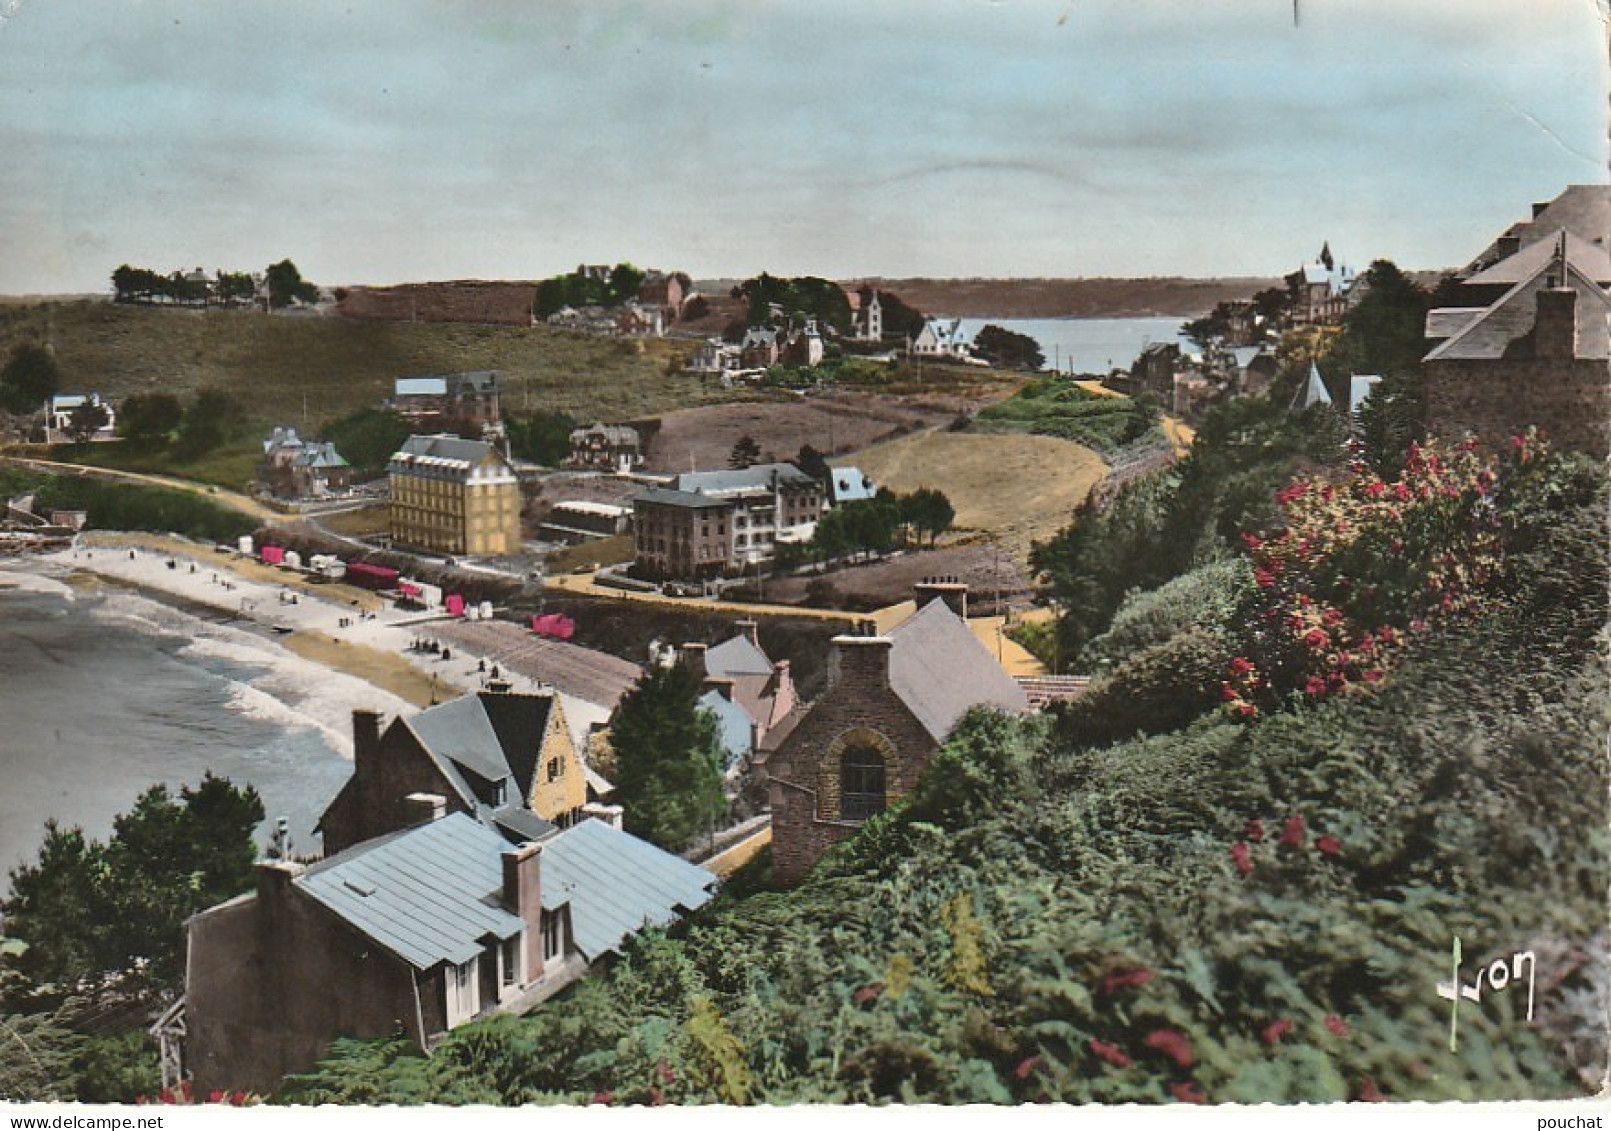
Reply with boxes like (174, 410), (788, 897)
(839, 744), (887, 822)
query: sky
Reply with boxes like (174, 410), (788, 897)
(1, 0), (1606, 294)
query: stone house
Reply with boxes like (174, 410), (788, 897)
(758, 583), (1029, 885)
(1423, 236), (1609, 459)
(260, 427), (353, 499)
(685, 621), (800, 768)
(631, 463), (824, 582)
(392, 371), (503, 432)
(319, 689), (593, 857)
(184, 811), (715, 1094)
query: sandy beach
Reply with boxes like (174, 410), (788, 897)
(29, 531), (604, 743)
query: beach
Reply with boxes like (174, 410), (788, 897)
(0, 532), (580, 883)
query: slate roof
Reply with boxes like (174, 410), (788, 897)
(1465, 228), (1611, 288)
(1424, 258), (1611, 363)
(262, 426), (304, 455)
(1425, 308), (1486, 342)
(389, 434), (513, 482)
(396, 377), (449, 397)
(297, 813), (526, 970)
(887, 599), (1030, 741)
(829, 467), (877, 505)
(1349, 375), (1382, 416)
(634, 485), (730, 510)
(698, 689), (755, 768)
(704, 635), (773, 679)
(402, 691), (564, 817)
(673, 463), (816, 496)
(1473, 185), (1610, 268)
(1291, 363), (1335, 411)
(539, 818), (716, 961)
(294, 441), (349, 469)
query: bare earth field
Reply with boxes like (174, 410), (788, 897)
(836, 430), (1107, 564)
(639, 391), (996, 473)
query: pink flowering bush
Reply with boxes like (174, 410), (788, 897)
(1220, 434), (1543, 719)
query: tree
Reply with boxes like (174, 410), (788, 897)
(795, 443), (831, 482)
(607, 263), (646, 305)
(971, 325), (1045, 371)
(505, 410), (577, 466)
(65, 401), (109, 443)
(0, 344), (61, 414)
(1325, 260), (1431, 383)
(609, 663), (727, 852)
(175, 388), (244, 458)
(116, 393), (184, 443)
(322, 408), (411, 471)
(901, 487), (955, 546)
(729, 435), (762, 470)
(264, 259), (319, 309)
(1, 774), (263, 1006)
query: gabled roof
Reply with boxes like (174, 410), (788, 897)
(704, 634), (773, 679)
(538, 818), (716, 962)
(294, 442), (349, 469)
(296, 813), (527, 970)
(404, 691), (563, 813)
(635, 485), (731, 510)
(1464, 228), (1611, 288)
(887, 599), (1029, 741)
(1291, 363), (1334, 411)
(1473, 184), (1610, 267)
(698, 689), (754, 767)
(1424, 256), (1611, 363)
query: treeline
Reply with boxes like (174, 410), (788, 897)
(534, 263), (647, 318)
(0, 466), (255, 543)
(0, 775), (265, 1102)
(779, 486), (955, 571)
(111, 259), (318, 309)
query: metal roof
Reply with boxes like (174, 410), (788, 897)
(698, 689), (755, 768)
(396, 377), (449, 397)
(539, 819), (716, 961)
(297, 813), (527, 970)
(673, 463), (816, 497)
(1290, 363), (1334, 411)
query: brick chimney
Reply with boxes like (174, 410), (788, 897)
(703, 675), (736, 701)
(352, 709), (384, 775)
(681, 642), (708, 678)
(1535, 286), (1579, 360)
(735, 619), (761, 648)
(914, 576), (968, 619)
(828, 635), (894, 690)
(501, 842), (546, 983)
(403, 792), (447, 825)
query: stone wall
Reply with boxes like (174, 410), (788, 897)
(1425, 356), (1609, 460)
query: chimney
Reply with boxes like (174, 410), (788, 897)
(681, 642), (708, 678)
(254, 859), (304, 936)
(703, 675), (736, 701)
(1495, 235), (1521, 260)
(403, 792), (447, 825)
(352, 709), (383, 774)
(735, 619), (760, 649)
(827, 635), (894, 690)
(1535, 287), (1579, 360)
(914, 575), (969, 619)
(501, 842), (546, 983)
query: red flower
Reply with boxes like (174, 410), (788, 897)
(1315, 836), (1342, 856)
(656, 1059), (675, 1085)
(1261, 1018), (1292, 1045)
(1304, 676), (1327, 697)
(1231, 842), (1254, 876)
(1356, 1077), (1383, 1102)
(1360, 669), (1382, 683)
(1145, 1029), (1194, 1068)
(208, 1091), (225, 1105)
(1168, 1081), (1206, 1105)
(1324, 1014), (1351, 1037)
(1321, 607), (1345, 627)
(1220, 684), (1240, 702)
(1236, 702), (1258, 720)
(1229, 656), (1255, 676)
(1089, 1039), (1133, 1069)
(1243, 819), (1264, 842)
(1013, 1055), (1041, 1079)
(1279, 816), (1305, 847)
(1365, 481), (1386, 498)
(1099, 968), (1153, 995)
(853, 981), (883, 1005)
(1303, 628), (1329, 650)
(159, 1089), (174, 1105)
(591, 1092), (614, 1106)
(229, 1093), (248, 1107)
(1254, 567), (1276, 589)
(1241, 532), (1263, 551)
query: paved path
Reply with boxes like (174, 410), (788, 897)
(1, 455), (281, 521)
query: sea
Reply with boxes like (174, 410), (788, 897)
(955, 315), (1195, 374)
(0, 571), (355, 892)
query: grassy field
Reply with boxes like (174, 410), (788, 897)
(834, 429), (1107, 564)
(0, 300), (708, 431)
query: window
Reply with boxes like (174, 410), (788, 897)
(541, 909), (566, 961)
(546, 757), (562, 782)
(500, 937), (520, 988)
(446, 958), (479, 1025)
(840, 745), (887, 822)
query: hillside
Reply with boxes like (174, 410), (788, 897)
(0, 301), (706, 429)
(835, 430), (1108, 564)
